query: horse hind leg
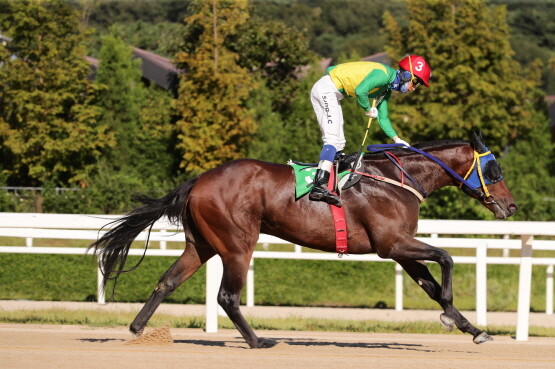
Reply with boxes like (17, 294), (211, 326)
(217, 253), (276, 349)
(130, 242), (215, 336)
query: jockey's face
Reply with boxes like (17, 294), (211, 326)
(406, 80), (418, 92)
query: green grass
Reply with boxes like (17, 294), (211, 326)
(0, 243), (553, 311)
(1, 308), (554, 338)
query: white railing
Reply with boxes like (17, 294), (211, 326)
(1, 212), (555, 341)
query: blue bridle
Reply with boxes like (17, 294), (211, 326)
(366, 143), (504, 200)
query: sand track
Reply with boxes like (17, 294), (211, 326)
(2, 324), (555, 369)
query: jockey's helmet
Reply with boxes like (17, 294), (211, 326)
(399, 55), (431, 87)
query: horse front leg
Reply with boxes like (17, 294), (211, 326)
(390, 239), (492, 344)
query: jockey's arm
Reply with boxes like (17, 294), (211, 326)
(376, 92), (398, 140)
(354, 69), (391, 112)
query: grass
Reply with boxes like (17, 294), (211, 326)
(0, 249), (553, 311)
(1, 308), (554, 338)
(2, 237), (555, 338)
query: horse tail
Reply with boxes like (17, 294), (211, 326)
(88, 179), (197, 294)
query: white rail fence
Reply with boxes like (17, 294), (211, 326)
(1, 212), (555, 342)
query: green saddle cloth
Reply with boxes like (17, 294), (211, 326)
(288, 162), (351, 199)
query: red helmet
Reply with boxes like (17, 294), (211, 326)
(399, 55), (431, 87)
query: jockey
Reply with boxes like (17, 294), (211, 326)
(309, 55), (431, 206)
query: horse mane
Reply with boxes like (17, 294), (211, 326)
(363, 139), (470, 158)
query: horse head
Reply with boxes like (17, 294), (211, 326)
(465, 131), (517, 219)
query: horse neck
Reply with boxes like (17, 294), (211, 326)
(413, 142), (475, 194)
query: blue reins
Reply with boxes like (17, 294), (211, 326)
(366, 143), (479, 192)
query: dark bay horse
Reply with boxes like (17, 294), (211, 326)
(89, 133), (517, 348)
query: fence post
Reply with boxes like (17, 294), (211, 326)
(159, 229), (167, 250)
(502, 234), (510, 257)
(547, 265), (553, 315)
(26, 237), (33, 247)
(395, 263), (403, 311)
(516, 234), (533, 341)
(205, 255), (223, 333)
(475, 242), (487, 326)
(247, 258), (254, 307)
(97, 258), (106, 305)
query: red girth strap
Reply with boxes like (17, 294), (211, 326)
(327, 166), (348, 255)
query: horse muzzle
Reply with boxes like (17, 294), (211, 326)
(490, 198), (517, 219)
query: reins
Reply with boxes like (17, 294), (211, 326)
(382, 151), (429, 198)
(364, 143), (495, 201)
(348, 168), (425, 202)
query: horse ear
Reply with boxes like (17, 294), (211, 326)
(471, 130), (487, 153)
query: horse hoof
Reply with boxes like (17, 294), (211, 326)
(255, 338), (277, 349)
(473, 332), (493, 344)
(130, 328), (143, 337)
(440, 313), (455, 332)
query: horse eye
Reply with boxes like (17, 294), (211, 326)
(484, 161), (503, 182)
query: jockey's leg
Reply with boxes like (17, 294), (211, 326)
(309, 75), (344, 207)
(309, 156), (342, 206)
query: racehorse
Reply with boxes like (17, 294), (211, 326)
(89, 132), (517, 348)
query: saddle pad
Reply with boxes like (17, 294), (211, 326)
(288, 162), (351, 199)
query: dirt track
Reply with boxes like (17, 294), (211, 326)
(2, 324), (555, 369)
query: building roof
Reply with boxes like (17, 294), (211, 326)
(132, 47), (179, 91)
(85, 47), (179, 92)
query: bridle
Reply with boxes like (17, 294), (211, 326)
(460, 149), (504, 205)
(366, 143), (504, 204)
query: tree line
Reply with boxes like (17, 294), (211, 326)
(0, 0), (553, 221)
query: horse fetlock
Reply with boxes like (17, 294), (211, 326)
(440, 313), (455, 332)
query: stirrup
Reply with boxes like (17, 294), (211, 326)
(309, 187), (342, 206)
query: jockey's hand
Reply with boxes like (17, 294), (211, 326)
(394, 137), (410, 147)
(365, 107), (378, 118)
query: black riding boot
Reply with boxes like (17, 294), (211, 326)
(309, 169), (342, 207)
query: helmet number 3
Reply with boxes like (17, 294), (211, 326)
(414, 61), (424, 72)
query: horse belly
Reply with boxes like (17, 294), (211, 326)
(261, 197), (376, 254)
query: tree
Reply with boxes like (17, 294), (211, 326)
(262, 60), (324, 164)
(95, 32), (144, 168)
(382, 0), (552, 221)
(94, 30), (178, 198)
(230, 16), (314, 117)
(0, 0), (113, 186)
(174, 0), (256, 175)
(500, 103), (555, 221)
(382, 0), (539, 154)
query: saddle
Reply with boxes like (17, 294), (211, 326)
(288, 151), (363, 199)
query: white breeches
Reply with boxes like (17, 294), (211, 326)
(310, 75), (345, 151)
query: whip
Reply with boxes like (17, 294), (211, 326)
(345, 95), (384, 186)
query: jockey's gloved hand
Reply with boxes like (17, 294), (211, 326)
(365, 107), (378, 118)
(394, 137), (410, 147)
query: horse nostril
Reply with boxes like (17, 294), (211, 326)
(509, 204), (517, 213)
